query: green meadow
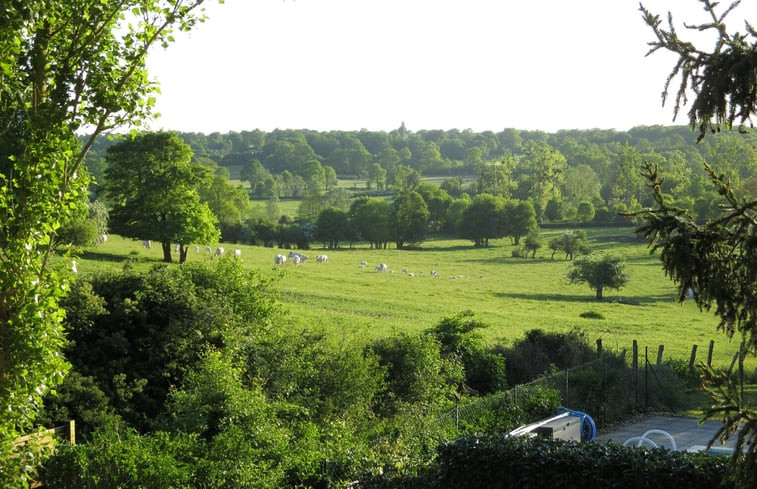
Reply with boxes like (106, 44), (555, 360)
(73, 226), (750, 370)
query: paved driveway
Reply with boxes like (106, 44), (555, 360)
(592, 415), (738, 453)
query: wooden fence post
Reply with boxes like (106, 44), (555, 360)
(596, 338), (603, 355)
(689, 344), (698, 371)
(656, 345), (664, 366)
(707, 340), (715, 367)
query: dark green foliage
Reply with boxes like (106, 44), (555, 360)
(576, 200), (596, 222)
(505, 328), (597, 385)
(523, 230), (543, 258)
(579, 310), (605, 319)
(455, 385), (560, 434)
(35, 372), (115, 441)
(391, 190), (430, 248)
(427, 311), (508, 394)
(246, 329), (386, 422)
(42, 421), (200, 489)
(370, 333), (461, 416)
(55, 258), (279, 431)
(549, 229), (591, 260)
(361, 435), (732, 489)
(566, 253), (630, 300)
(458, 193), (504, 246)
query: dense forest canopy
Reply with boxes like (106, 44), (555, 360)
(84, 124), (757, 225)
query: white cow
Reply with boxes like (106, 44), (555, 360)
(375, 263), (388, 272)
(316, 254), (328, 263)
(430, 270), (438, 277)
(97, 234), (108, 245)
(205, 245), (212, 254)
(142, 240), (151, 250)
(195, 245), (200, 253)
(234, 249), (242, 258)
(175, 243), (181, 252)
(215, 247), (225, 256)
(275, 254), (287, 265)
(288, 251), (308, 262)
(359, 260), (368, 269)
(292, 254), (301, 266)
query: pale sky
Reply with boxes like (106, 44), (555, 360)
(144, 0), (755, 134)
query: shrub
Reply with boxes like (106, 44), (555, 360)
(579, 310), (605, 319)
(42, 421), (199, 489)
(359, 435), (733, 489)
(505, 328), (596, 385)
(370, 333), (461, 416)
(426, 311), (508, 394)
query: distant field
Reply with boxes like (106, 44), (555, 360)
(71, 227), (753, 370)
(247, 175), (476, 219)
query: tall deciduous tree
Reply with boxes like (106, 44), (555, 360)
(105, 132), (220, 263)
(391, 191), (429, 249)
(0, 1), (212, 485)
(459, 194), (504, 247)
(349, 197), (392, 249)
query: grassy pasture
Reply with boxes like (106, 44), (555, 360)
(70, 227), (752, 370)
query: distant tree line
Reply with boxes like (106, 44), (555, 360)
(78, 124), (757, 252)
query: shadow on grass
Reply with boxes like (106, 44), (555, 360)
(78, 249), (163, 264)
(492, 291), (673, 305)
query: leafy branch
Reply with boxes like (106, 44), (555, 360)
(627, 162), (756, 354)
(640, 0), (757, 140)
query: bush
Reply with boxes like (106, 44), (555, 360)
(579, 310), (605, 319)
(42, 421), (199, 489)
(55, 258), (280, 431)
(426, 311), (508, 394)
(505, 328), (597, 385)
(370, 333), (461, 416)
(360, 435), (733, 489)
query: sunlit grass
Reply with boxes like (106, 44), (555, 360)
(70, 228), (754, 371)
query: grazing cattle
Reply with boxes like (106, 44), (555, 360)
(359, 260), (368, 269)
(275, 254), (287, 265)
(430, 270), (438, 277)
(215, 247), (225, 256)
(375, 263), (388, 272)
(401, 268), (408, 274)
(316, 254), (328, 263)
(195, 245), (200, 253)
(142, 240), (151, 250)
(97, 234), (108, 245)
(292, 255), (301, 266)
(234, 249), (242, 258)
(71, 260), (78, 274)
(288, 251), (308, 262)
(407, 272), (415, 277)
(205, 245), (212, 254)
(175, 243), (181, 252)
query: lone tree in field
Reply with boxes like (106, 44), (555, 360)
(104, 132), (220, 263)
(638, 1), (756, 487)
(566, 254), (629, 300)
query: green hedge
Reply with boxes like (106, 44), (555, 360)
(360, 435), (732, 489)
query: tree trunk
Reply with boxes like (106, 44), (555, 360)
(596, 287), (603, 300)
(179, 246), (188, 263)
(161, 242), (172, 262)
